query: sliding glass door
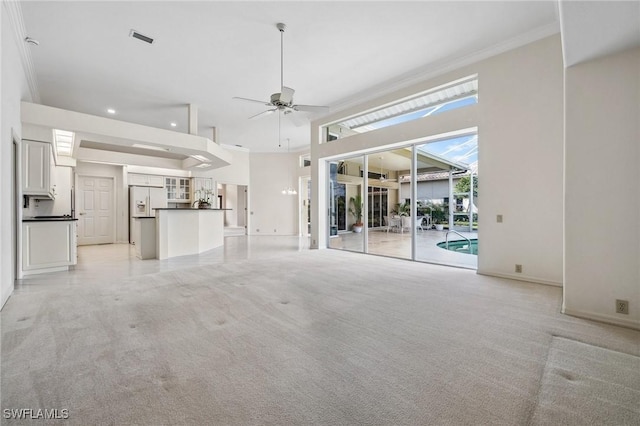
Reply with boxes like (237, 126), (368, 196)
(328, 156), (364, 252)
(368, 187), (388, 229)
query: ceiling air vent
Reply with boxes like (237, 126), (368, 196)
(129, 29), (154, 44)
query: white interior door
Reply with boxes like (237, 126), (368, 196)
(77, 176), (115, 245)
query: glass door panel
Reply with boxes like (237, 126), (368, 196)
(366, 150), (410, 259)
(328, 156), (364, 252)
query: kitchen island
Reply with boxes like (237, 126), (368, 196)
(155, 208), (228, 260)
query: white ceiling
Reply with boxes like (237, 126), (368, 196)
(21, 1), (563, 153)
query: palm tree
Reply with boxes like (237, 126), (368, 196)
(349, 194), (363, 227)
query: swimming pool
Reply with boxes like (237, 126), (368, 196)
(437, 239), (478, 255)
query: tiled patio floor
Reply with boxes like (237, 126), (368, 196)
(329, 228), (478, 269)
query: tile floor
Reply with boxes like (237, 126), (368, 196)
(329, 228), (478, 269)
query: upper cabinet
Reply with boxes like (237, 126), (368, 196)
(22, 140), (56, 199)
(166, 177), (191, 202)
(128, 173), (165, 187)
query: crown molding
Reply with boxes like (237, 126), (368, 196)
(329, 21), (561, 116)
(3, 0), (41, 103)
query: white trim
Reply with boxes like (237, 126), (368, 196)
(3, 1), (40, 103)
(327, 22), (560, 116)
(563, 307), (640, 331)
(22, 266), (70, 276)
(477, 270), (563, 288)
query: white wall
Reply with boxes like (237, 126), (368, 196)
(75, 162), (128, 243)
(236, 185), (246, 227)
(311, 35), (564, 286)
(249, 152), (300, 236)
(477, 36), (563, 286)
(224, 184), (238, 226)
(564, 47), (640, 329)
(1, 2), (33, 308)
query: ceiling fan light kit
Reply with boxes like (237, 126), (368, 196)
(233, 22), (329, 135)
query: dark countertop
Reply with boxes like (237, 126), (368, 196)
(23, 216), (78, 222)
(133, 216), (156, 219)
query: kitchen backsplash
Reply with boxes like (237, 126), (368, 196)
(23, 166), (73, 217)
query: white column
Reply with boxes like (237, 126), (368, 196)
(363, 154), (368, 253)
(411, 145), (417, 260)
(448, 168), (454, 231)
(188, 104), (198, 135)
(469, 173), (474, 232)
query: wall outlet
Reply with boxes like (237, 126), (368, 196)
(256, 229), (260, 232)
(497, 214), (503, 223)
(616, 299), (629, 315)
(274, 229), (277, 232)
(515, 264), (522, 273)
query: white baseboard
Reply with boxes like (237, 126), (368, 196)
(477, 269), (562, 287)
(22, 266), (69, 276)
(0, 289), (12, 310)
(563, 307), (640, 331)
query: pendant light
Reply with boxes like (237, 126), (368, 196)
(282, 138), (297, 195)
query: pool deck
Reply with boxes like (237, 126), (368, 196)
(329, 228), (478, 269)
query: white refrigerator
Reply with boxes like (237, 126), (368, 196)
(129, 186), (167, 244)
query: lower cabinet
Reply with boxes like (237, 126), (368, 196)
(133, 218), (156, 260)
(22, 221), (77, 272)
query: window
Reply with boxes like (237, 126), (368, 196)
(323, 75), (477, 142)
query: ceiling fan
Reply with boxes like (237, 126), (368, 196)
(233, 23), (329, 120)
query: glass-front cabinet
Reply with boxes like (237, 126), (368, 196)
(166, 177), (190, 202)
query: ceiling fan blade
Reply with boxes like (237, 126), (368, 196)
(233, 96), (272, 106)
(248, 108), (277, 120)
(292, 104), (330, 113)
(280, 86), (295, 104)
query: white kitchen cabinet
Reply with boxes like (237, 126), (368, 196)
(22, 140), (55, 198)
(22, 220), (77, 273)
(166, 177), (191, 202)
(128, 173), (164, 187)
(133, 217), (156, 259)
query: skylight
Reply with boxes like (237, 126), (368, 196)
(53, 129), (75, 156)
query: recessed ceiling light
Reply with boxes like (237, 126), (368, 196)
(190, 154), (208, 162)
(195, 163), (211, 168)
(107, 108), (116, 114)
(170, 122), (177, 127)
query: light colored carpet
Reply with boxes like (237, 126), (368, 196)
(2, 248), (639, 425)
(531, 336), (640, 425)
